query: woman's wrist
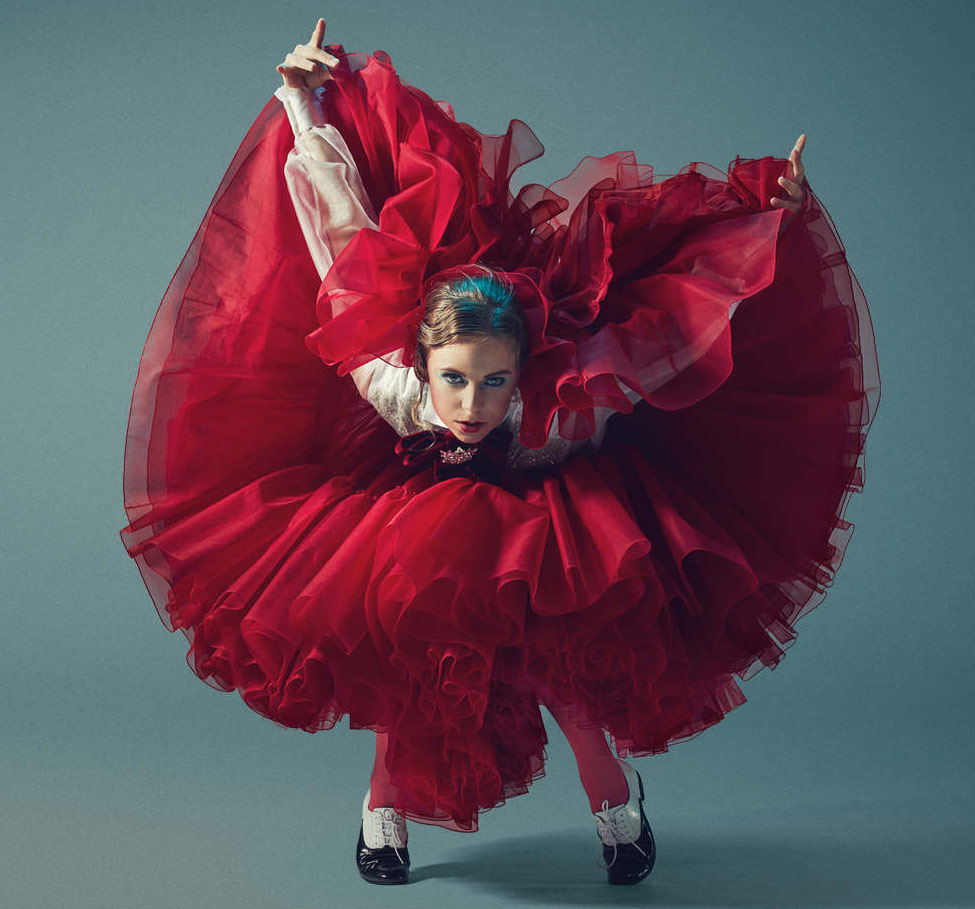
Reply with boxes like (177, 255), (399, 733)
(275, 83), (329, 135)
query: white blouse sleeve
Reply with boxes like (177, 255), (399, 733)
(274, 85), (379, 283)
(276, 85), (413, 425)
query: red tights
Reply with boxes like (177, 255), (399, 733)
(368, 702), (628, 814)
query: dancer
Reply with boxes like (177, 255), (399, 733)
(120, 17), (880, 888)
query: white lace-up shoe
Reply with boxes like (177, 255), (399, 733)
(592, 759), (656, 885)
(356, 790), (410, 885)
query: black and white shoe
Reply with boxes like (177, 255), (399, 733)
(356, 791), (410, 885)
(592, 759), (656, 885)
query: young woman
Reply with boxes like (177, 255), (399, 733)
(120, 17), (880, 888)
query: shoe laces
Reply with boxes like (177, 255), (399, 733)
(371, 807), (407, 864)
(594, 799), (651, 870)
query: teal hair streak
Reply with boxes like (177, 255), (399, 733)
(452, 275), (515, 330)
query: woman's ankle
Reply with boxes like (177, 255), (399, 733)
(582, 757), (629, 813)
(367, 785), (401, 811)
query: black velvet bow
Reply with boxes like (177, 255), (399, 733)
(395, 426), (512, 484)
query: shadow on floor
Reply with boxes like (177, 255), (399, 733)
(410, 828), (973, 907)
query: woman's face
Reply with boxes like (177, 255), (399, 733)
(426, 335), (520, 443)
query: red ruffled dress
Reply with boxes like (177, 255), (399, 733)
(120, 49), (880, 832)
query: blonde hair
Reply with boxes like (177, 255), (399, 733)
(411, 265), (528, 426)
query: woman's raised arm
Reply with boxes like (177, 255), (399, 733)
(273, 18), (378, 278)
(274, 20), (392, 403)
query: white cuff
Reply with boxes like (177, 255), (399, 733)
(274, 84), (329, 136)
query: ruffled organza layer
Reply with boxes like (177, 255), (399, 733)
(120, 49), (879, 831)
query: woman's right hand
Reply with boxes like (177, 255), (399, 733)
(276, 19), (339, 90)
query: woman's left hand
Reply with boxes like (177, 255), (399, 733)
(770, 134), (807, 213)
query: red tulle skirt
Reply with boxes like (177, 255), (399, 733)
(120, 49), (880, 831)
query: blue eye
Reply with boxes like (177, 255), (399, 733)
(439, 373), (510, 388)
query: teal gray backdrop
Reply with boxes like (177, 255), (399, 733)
(2, 1), (972, 907)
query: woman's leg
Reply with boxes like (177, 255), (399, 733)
(368, 731), (401, 809)
(358, 731), (410, 886)
(545, 701), (628, 812)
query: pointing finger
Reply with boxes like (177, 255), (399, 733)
(310, 18), (326, 48)
(790, 133), (807, 180)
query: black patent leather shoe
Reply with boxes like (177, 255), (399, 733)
(356, 792), (410, 885)
(356, 824), (410, 884)
(593, 760), (656, 885)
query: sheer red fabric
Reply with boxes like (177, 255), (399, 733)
(120, 49), (880, 831)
